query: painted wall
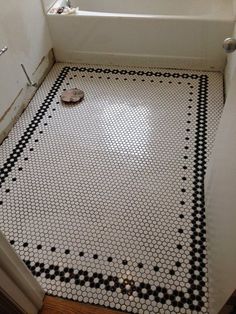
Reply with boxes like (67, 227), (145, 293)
(0, 0), (53, 140)
(42, 0), (57, 11)
(1, 0), (52, 83)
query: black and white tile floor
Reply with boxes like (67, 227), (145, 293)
(0, 64), (224, 313)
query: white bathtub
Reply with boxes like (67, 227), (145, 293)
(47, 0), (234, 70)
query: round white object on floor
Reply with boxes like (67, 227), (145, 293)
(60, 88), (84, 104)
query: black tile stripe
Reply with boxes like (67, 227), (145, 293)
(71, 66), (200, 81)
(24, 259), (202, 310)
(188, 75), (208, 301)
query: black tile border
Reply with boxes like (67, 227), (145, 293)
(0, 66), (208, 311)
(24, 257), (202, 310)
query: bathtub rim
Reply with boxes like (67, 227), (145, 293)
(47, 11), (234, 23)
(47, 0), (234, 21)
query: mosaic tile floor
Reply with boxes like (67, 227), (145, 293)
(0, 64), (224, 314)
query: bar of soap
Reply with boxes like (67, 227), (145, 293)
(60, 88), (84, 104)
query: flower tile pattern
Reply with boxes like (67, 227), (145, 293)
(0, 64), (224, 313)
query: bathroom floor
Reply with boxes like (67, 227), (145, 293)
(0, 63), (223, 314)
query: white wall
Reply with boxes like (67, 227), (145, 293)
(0, 0), (53, 141)
(42, 0), (57, 11)
(1, 0), (52, 82)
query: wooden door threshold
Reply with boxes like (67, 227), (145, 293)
(39, 295), (126, 314)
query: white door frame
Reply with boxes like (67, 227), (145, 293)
(206, 69), (236, 314)
(0, 232), (44, 314)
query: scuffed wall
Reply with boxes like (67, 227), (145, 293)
(0, 0), (53, 141)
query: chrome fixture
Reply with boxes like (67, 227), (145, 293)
(0, 46), (8, 56)
(21, 64), (37, 87)
(223, 38), (236, 53)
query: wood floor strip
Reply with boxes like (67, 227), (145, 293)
(40, 296), (125, 314)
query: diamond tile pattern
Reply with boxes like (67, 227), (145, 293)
(0, 64), (224, 313)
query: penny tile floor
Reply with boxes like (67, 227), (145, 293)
(0, 64), (224, 313)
